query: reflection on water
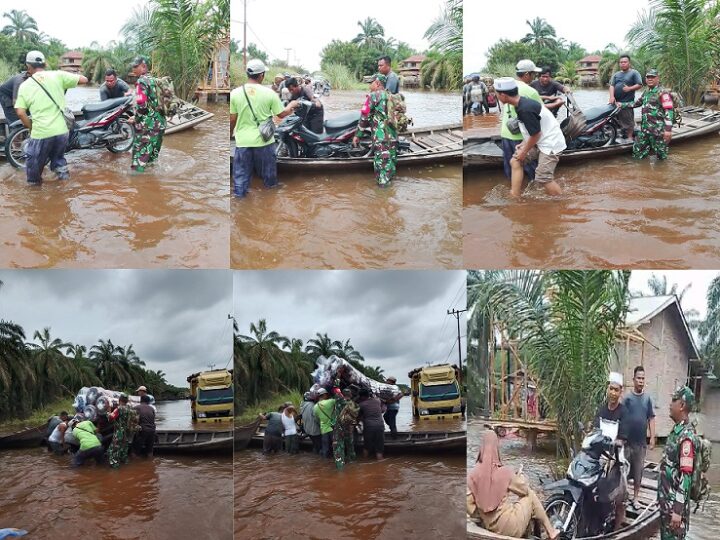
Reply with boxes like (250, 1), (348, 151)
(0, 87), (228, 268)
(463, 89), (720, 269)
(0, 448), (232, 540)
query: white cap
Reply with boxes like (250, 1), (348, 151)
(26, 50), (45, 64)
(608, 372), (623, 387)
(246, 59), (267, 76)
(494, 77), (518, 92)
(316, 388), (328, 395)
(516, 59), (542, 73)
(136, 385), (147, 392)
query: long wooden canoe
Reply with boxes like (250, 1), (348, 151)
(277, 123), (462, 170)
(464, 107), (720, 169)
(0, 425), (46, 449)
(153, 429), (232, 453)
(251, 426), (466, 453)
(234, 419), (260, 451)
(467, 462), (660, 540)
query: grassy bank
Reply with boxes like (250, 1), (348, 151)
(0, 397), (73, 432)
(235, 390), (304, 425)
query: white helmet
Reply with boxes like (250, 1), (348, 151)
(246, 59), (267, 76)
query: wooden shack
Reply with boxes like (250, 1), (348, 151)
(399, 54), (426, 88)
(60, 50), (84, 74)
(577, 54), (601, 87)
(196, 36), (230, 104)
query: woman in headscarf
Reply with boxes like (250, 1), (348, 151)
(467, 429), (561, 539)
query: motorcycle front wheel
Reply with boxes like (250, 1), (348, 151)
(106, 120), (135, 153)
(543, 493), (579, 539)
(4, 126), (30, 169)
(276, 138), (298, 158)
(592, 123), (617, 148)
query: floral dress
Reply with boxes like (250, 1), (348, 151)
(108, 405), (139, 468)
(131, 75), (167, 170)
(356, 89), (398, 185)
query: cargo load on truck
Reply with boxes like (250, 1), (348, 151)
(187, 369), (233, 422)
(310, 355), (402, 403)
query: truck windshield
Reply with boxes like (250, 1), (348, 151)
(419, 382), (459, 401)
(198, 387), (233, 404)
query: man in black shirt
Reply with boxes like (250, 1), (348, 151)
(286, 76), (324, 133)
(0, 70), (29, 124)
(530, 67), (569, 117)
(99, 69), (131, 101)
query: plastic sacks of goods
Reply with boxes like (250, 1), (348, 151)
(310, 355), (401, 403)
(72, 386), (156, 420)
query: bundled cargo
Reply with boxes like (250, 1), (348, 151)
(72, 386), (156, 420)
(310, 355), (401, 403)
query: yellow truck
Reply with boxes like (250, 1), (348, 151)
(187, 369), (233, 423)
(408, 364), (463, 420)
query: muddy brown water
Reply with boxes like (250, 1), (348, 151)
(236, 401), (466, 540)
(231, 89), (462, 269)
(0, 86), (229, 268)
(0, 401), (233, 539)
(463, 90), (720, 269)
(468, 418), (720, 539)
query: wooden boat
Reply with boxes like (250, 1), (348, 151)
(464, 106), (720, 169)
(250, 426), (466, 453)
(163, 101), (215, 135)
(0, 424), (46, 449)
(467, 462), (660, 540)
(153, 429), (233, 453)
(276, 123), (462, 171)
(234, 419), (260, 450)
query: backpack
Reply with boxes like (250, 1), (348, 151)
(486, 92), (497, 108)
(470, 83), (485, 103)
(690, 432), (712, 513)
(386, 91), (411, 133)
(154, 76), (182, 118)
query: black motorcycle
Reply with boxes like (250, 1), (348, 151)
(542, 430), (626, 538)
(5, 95), (135, 169)
(561, 94), (623, 150)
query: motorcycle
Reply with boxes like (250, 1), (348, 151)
(561, 93), (623, 150)
(4, 95), (135, 169)
(275, 100), (411, 159)
(542, 424), (628, 538)
(313, 79), (331, 97)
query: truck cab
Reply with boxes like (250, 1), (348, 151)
(408, 364), (462, 420)
(187, 369), (233, 423)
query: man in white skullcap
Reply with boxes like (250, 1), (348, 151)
(593, 371), (629, 530)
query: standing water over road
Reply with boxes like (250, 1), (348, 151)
(231, 90), (462, 269)
(463, 90), (720, 269)
(236, 399), (466, 539)
(0, 87), (229, 268)
(0, 401), (233, 539)
(468, 419), (720, 539)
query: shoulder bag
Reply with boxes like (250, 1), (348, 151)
(242, 84), (275, 142)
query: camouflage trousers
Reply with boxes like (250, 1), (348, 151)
(659, 502), (689, 540)
(633, 130), (668, 160)
(333, 429), (356, 470)
(131, 119), (165, 169)
(108, 437), (131, 469)
(372, 140), (398, 186)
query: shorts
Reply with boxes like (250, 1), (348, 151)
(363, 426), (385, 455)
(616, 107), (635, 132)
(625, 443), (647, 487)
(527, 147), (560, 183)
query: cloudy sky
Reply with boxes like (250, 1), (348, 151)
(230, 0), (440, 71)
(629, 270), (718, 320)
(0, 270), (233, 387)
(6, 1), (143, 49)
(464, 0), (652, 72)
(234, 270), (467, 385)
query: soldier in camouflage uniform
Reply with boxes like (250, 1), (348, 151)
(130, 56), (166, 172)
(658, 386), (698, 540)
(333, 388), (359, 470)
(352, 73), (398, 186)
(107, 394), (139, 469)
(618, 69), (674, 160)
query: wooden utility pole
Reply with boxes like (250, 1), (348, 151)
(448, 308), (467, 383)
(243, 0), (247, 70)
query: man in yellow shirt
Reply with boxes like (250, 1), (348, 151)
(15, 51), (88, 184)
(230, 59), (298, 198)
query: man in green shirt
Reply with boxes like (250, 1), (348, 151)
(230, 59), (298, 198)
(15, 50), (88, 184)
(500, 59), (543, 181)
(313, 387), (337, 459)
(71, 419), (105, 467)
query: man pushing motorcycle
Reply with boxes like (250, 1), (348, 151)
(14, 50), (88, 184)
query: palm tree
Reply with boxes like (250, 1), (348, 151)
(82, 43), (120, 85)
(423, 0), (462, 56)
(699, 275), (720, 377)
(89, 338), (130, 388)
(304, 332), (342, 360)
(351, 17), (385, 49)
(237, 319), (290, 403)
(27, 327), (71, 407)
(1, 9), (38, 42)
(520, 17), (558, 49)
(627, 0), (720, 104)
(557, 59), (580, 85)
(642, 273), (701, 328)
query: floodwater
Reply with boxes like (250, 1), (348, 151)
(155, 399), (232, 431)
(235, 400), (466, 539)
(0, 86), (229, 268)
(464, 89), (720, 269)
(231, 89), (462, 269)
(0, 401), (233, 540)
(467, 418), (720, 539)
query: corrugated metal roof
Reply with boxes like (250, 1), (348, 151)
(625, 295), (699, 359)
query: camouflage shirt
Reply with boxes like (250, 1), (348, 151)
(623, 86), (674, 134)
(659, 419), (698, 516)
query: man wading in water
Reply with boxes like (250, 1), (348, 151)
(129, 56), (166, 172)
